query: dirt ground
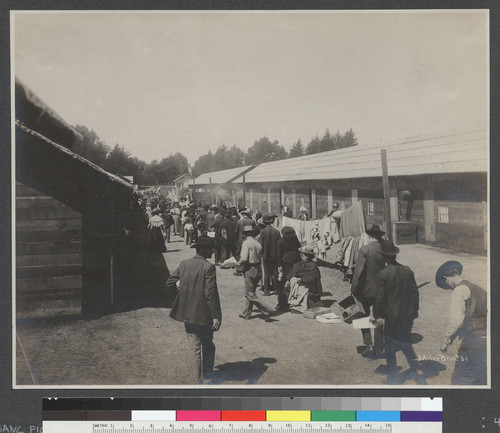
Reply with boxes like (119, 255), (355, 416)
(15, 234), (488, 388)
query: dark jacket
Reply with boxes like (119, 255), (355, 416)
(351, 240), (385, 298)
(168, 254), (222, 326)
(277, 227), (302, 269)
(373, 262), (419, 322)
(259, 224), (281, 263)
(219, 217), (237, 252)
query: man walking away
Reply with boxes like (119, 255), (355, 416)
(259, 214), (281, 296)
(168, 236), (222, 384)
(371, 240), (420, 384)
(436, 260), (487, 385)
(350, 224), (386, 358)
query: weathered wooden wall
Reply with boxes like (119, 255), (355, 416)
(16, 181), (82, 318)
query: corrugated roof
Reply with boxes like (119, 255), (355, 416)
(193, 165), (255, 185)
(234, 129), (487, 184)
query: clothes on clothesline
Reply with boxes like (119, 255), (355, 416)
(281, 216), (339, 245)
(333, 232), (371, 282)
(339, 201), (366, 238)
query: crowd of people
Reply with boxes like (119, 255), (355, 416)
(135, 189), (487, 387)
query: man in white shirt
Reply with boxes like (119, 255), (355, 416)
(436, 260), (487, 385)
(237, 226), (274, 322)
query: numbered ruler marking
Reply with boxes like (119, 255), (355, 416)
(43, 420), (441, 433)
(90, 422), (393, 433)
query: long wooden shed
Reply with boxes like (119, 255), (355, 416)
(231, 129), (487, 254)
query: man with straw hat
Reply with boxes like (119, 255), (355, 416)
(237, 225), (274, 322)
(370, 240), (421, 383)
(435, 260), (487, 385)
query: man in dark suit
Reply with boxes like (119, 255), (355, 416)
(371, 240), (420, 384)
(259, 214), (281, 296)
(350, 224), (386, 357)
(219, 211), (237, 262)
(168, 236), (222, 384)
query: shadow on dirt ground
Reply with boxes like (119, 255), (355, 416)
(208, 357), (277, 385)
(374, 358), (446, 385)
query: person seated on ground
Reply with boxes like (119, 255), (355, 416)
(286, 246), (323, 309)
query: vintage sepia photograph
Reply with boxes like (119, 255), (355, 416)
(12, 10), (489, 388)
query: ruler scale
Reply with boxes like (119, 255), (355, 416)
(43, 398), (442, 433)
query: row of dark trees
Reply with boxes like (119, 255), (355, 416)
(72, 125), (189, 186)
(192, 129), (358, 176)
(70, 125), (358, 185)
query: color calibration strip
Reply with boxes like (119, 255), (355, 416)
(43, 397), (442, 423)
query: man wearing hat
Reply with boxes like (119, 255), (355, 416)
(234, 208), (256, 261)
(206, 205), (217, 232)
(219, 210), (237, 262)
(259, 214), (281, 296)
(350, 224), (386, 358)
(168, 236), (222, 384)
(237, 225), (274, 322)
(435, 260), (487, 385)
(370, 240), (420, 384)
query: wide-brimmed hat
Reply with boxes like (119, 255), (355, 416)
(366, 224), (385, 237)
(242, 225), (255, 234)
(435, 260), (463, 289)
(239, 208), (251, 216)
(190, 236), (214, 250)
(262, 213), (277, 223)
(299, 246), (316, 256)
(378, 239), (400, 256)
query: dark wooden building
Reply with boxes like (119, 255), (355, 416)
(15, 79), (145, 318)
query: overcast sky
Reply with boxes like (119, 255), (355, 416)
(13, 10), (488, 164)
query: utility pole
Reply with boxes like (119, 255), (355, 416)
(381, 149), (393, 241)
